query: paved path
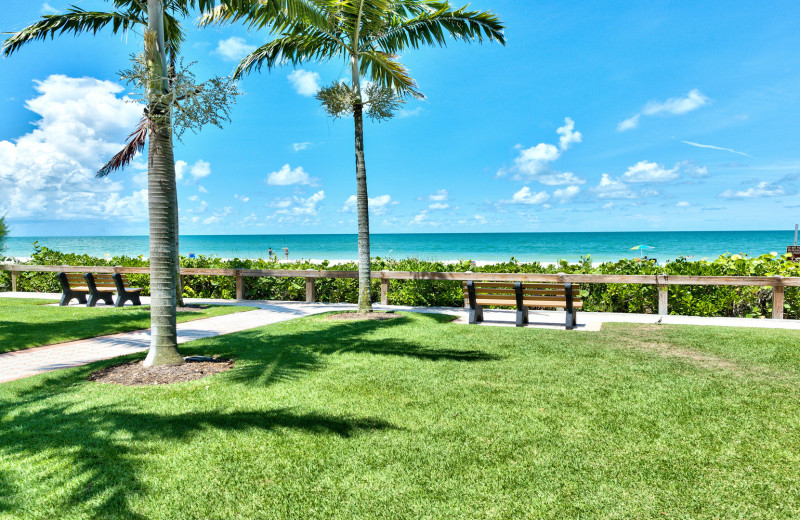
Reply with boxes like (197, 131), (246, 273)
(2, 292), (800, 384)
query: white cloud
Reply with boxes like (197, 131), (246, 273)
(621, 161), (680, 183)
(341, 194), (396, 214)
(720, 181), (786, 199)
(553, 185), (580, 202)
(202, 216), (222, 225)
(498, 117), (585, 185)
(41, 3), (59, 14)
(618, 89), (710, 131)
(428, 189), (449, 201)
(410, 210), (429, 225)
(215, 37), (256, 62)
(198, 185), (208, 194)
(676, 201), (690, 207)
(503, 186), (550, 205)
(680, 140), (751, 157)
(592, 174), (637, 199)
(188, 195), (199, 201)
(175, 160), (187, 181)
(190, 160), (211, 179)
(398, 107), (423, 118)
(292, 142), (312, 152)
(0, 75), (144, 220)
(234, 194), (249, 203)
(267, 164), (313, 185)
(274, 190), (325, 215)
(556, 117), (582, 151)
(288, 69), (321, 96)
(473, 214), (488, 224)
(429, 202), (450, 210)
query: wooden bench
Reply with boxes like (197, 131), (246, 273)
(57, 272), (143, 307)
(463, 281), (582, 329)
(85, 273), (143, 307)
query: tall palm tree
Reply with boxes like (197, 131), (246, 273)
(202, 0), (505, 312)
(3, 0), (217, 365)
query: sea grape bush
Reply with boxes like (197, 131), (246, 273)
(3, 246), (799, 319)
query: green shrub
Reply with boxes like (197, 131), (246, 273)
(5, 247), (799, 318)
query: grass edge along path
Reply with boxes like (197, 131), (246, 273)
(0, 297), (255, 353)
(1, 313), (800, 518)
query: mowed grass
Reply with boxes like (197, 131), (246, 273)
(2, 312), (800, 519)
(0, 298), (254, 353)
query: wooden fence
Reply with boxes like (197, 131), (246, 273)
(1, 264), (798, 319)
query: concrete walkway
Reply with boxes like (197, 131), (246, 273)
(2, 292), (800, 384)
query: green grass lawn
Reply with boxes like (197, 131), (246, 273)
(0, 298), (254, 353)
(2, 312), (800, 519)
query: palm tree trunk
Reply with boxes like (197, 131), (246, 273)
(353, 102), (372, 313)
(143, 0), (182, 366)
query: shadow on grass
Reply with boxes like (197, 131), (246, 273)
(208, 312), (501, 387)
(0, 396), (397, 519)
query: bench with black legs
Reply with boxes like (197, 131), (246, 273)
(84, 273), (143, 307)
(57, 272), (90, 306)
(463, 281), (582, 330)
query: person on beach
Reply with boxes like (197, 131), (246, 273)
(267, 248), (273, 261)
(283, 247), (289, 260)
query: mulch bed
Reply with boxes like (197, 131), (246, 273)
(89, 357), (233, 386)
(176, 304), (211, 312)
(324, 312), (400, 321)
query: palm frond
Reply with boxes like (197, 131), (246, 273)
(364, 2), (506, 53)
(2, 8), (144, 57)
(199, 0), (328, 35)
(359, 49), (422, 98)
(232, 29), (344, 78)
(97, 115), (150, 178)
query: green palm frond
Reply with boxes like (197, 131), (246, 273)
(364, 3), (505, 53)
(233, 29), (344, 78)
(359, 49), (421, 98)
(2, 8), (143, 57)
(199, 0), (328, 34)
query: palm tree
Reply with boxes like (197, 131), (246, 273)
(0, 216), (8, 252)
(3, 0), (217, 365)
(202, 0), (505, 312)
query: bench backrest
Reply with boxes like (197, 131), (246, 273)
(62, 273), (88, 288)
(462, 281), (581, 306)
(59, 272), (133, 290)
(89, 273), (117, 289)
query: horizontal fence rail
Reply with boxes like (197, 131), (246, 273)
(1, 264), (797, 319)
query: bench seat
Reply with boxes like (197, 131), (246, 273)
(463, 281), (581, 329)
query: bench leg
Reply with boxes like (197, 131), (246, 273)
(114, 294), (125, 307)
(101, 294), (114, 306)
(565, 309), (577, 330)
(87, 293), (99, 307)
(76, 293), (87, 304)
(516, 306), (529, 327)
(60, 292), (71, 306)
(469, 305), (484, 325)
(131, 294), (141, 306)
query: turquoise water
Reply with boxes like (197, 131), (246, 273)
(3, 231), (795, 263)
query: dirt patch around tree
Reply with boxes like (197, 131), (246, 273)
(176, 304), (211, 312)
(89, 357), (233, 386)
(324, 312), (401, 321)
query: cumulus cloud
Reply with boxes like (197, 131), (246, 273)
(266, 164), (313, 185)
(175, 159), (211, 182)
(341, 194), (396, 214)
(429, 202), (450, 210)
(502, 186), (550, 205)
(553, 185), (580, 202)
(497, 118), (586, 185)
(621, 161), (680, 183)
(0, 75), (146, 220)
(676, 201), (690, 207)
(274, 190), (325, 215)
(292, 142), (312, 152)
(234, 194), (249, 203)
(617, 89), (710, 131)
(288, 70), (321, 96)
(428, 189), (449, 201)
(592, 174), (637, 199)
(719, 181), (787, 199)
(215, 37), (256, 62)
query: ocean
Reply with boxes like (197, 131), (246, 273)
(3, 231), (796, 263)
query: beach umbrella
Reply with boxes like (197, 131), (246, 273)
(629, 245), (654, 251)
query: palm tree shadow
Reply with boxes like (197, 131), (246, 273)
(214, 312), (500, 386)
(0, 397), (397, 519)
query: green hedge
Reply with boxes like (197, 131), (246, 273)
(2, 244), (798, 319)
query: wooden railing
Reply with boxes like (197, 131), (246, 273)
(1, 264), (797, 319)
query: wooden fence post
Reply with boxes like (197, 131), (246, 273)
(11, 269), (17, 292)
(463, 271), (472, 307)
(235, 270), (244, 300)
(305, 270), (315, 302)
(380, 275), (388, 305)
(773, 276), (785, 319)
(657, 274), (668, 315)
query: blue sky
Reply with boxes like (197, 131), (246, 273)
(2, 0), (799, 236)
